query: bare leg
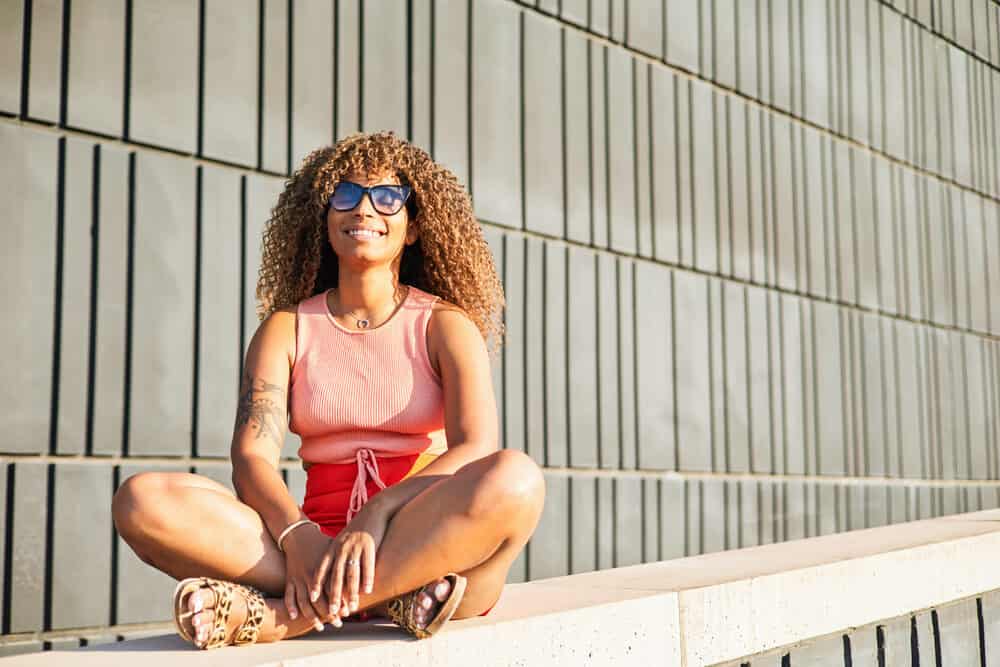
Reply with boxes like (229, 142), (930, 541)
(112, 449), (544, 644)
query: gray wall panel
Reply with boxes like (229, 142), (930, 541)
(10, 463), (48, 633)
(261, 0), (289, 173)
(1, 126), (57, 454)
(936, 599), (983, 666)
(833, 142), (857, 304)
(335, 0), (360, 140)
(967, 337), (991, 479)
(362, 0), (406, 137)
(675, 78), (694, 267)
(896, 322), (923, 478)
(432, 0), (469, 186)
(691, 80), (717, 273)
(650, 67), (679, 265)
(596, 476), (614, 569)
(544, 242), (568, 467)
(735, 0), (759, 100)
(116, 464), (187, 624)
(771, 115), (796, 292)
(129, 0), (198, 151)
(614, 477), (643, 566)
(129, 152), (195, 456)
(503, 236), (525, 453)
(673, 271), (712, 472)
(596, 254), (620, 469)
(291, 0), (333, 167)
(56, 138), (94, 455)
(26, 0), (63, 123)
(642, 479), (659, 561)
(862, 313), (888, 477)
(530, 474), (568, 579)
(883, 8), (906, 159)
(618, 259), (638, 470)
(724, 284), (749, 473)
(563, 30), (590, 244)
(523, 13), (564, 238)
(813, 301), (846, 475)
(197, 166), (242, 458)
(729, 98), (751, 282)
(747, 106), (770, 284)
(665, 0), (699, 73)
(702, 479), (725, 553)
(714, 96), (731, 277)
(635, 63), (653, 259)
(92, 146), (130, 456)
(747, 286), (773, 473)
(202, 0), (259, 166)
(635, 262), (674, 470)
(782, 295), (806, 475)
(846, 0), (870, 145)
(569, 476), (596, 574)
(802, 128), (828, 298)
(628, 0), (662, 59)
(0, 0), (23, 114)
(567, 246), (598, 468)
(607, 48), (637, 254)
(714, 0), (736, 90)
(523, 238), (545, 464)
(472, 0), (521, 228)
(590, 41), (609, 248)
(51, 465), (113, 629)
(410, 0), (431, 150)
(659, 478), (684, 559)
(709, 281), (726, 472)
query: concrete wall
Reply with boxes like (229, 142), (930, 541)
(0, 0), (998, 654)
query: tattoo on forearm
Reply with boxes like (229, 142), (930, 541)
(234, 372), (288, 447)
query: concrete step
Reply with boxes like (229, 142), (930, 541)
(8, 509), (1000, 666)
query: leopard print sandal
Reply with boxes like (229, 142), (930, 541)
(386, 573), (467, 639)
(173, 577), (267, 649)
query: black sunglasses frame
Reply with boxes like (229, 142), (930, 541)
(327, 181), (413, 216)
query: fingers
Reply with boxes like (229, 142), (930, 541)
(294, 584), (325, 633)
(327, 547), (346, 615)
(310, 551), (334, 617)
(345, 546), (364, 613)
(284, 583), (299, 621)
(362, 539), (375, 595)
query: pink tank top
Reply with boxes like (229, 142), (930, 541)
(289, 285), (448, 471)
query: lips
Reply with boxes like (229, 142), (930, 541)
(344, 227), (387, 240)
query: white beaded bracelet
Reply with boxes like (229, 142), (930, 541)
(276, 519), (318, 552)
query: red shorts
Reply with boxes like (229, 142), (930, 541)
(300, 452), (494, 617)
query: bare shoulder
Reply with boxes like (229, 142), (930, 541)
(246, 305), (297, 370)
(426, 299), (487, 376)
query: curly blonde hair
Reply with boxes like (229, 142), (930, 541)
(256, 131), (505, 354)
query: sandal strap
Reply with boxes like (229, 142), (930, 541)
(232, 584), (266, 645)
(386, 573), (465, 640)
(175, 577), (266, 650)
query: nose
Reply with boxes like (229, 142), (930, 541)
(354, 190), (378, 218)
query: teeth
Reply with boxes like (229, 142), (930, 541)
(347, 229), (382, 240)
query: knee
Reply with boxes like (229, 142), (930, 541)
(112, 472), (173, 543)
(469, 449), (546, 521)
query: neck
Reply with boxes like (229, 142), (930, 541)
(334, 265), (403, 316)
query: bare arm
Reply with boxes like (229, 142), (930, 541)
(230, 309), (305, 542)
(358, 303), (499, 523)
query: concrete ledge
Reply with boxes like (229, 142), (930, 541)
(10, 509), (1000, 666)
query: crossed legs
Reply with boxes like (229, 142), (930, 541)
(112, 449), (544, 643)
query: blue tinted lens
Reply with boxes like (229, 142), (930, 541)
(330, 182), (364, 210)
(370, 186), (408, 214)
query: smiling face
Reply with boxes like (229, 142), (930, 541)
(325, 172), (419, 271)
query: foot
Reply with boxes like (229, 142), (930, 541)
(411, 578), (453, 630)
(182, 585), (251, 648)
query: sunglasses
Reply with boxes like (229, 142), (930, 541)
(328, 181), (412, 216)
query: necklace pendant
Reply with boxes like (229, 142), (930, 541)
(357, 319), (370, 329)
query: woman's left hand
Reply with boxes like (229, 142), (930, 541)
(312, 505), (389, 617)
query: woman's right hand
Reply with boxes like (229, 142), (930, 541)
(280, 524), (342, 630)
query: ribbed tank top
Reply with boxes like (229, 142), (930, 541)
(289, 285), (448, 465)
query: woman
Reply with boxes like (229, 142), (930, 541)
(111, 132), (545, 649)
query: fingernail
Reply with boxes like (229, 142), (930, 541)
(330, 603), (339, 614)
(365, 584), (372, 594)
(332, 617), (343, 628)
(289, 610), (298, 620)
(310, 590), (319, 602)
(192, 596), (203, 613)
(192, 614), (202, 628)
(314, 620), (324, 632)
(350, 601), (358, 612)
